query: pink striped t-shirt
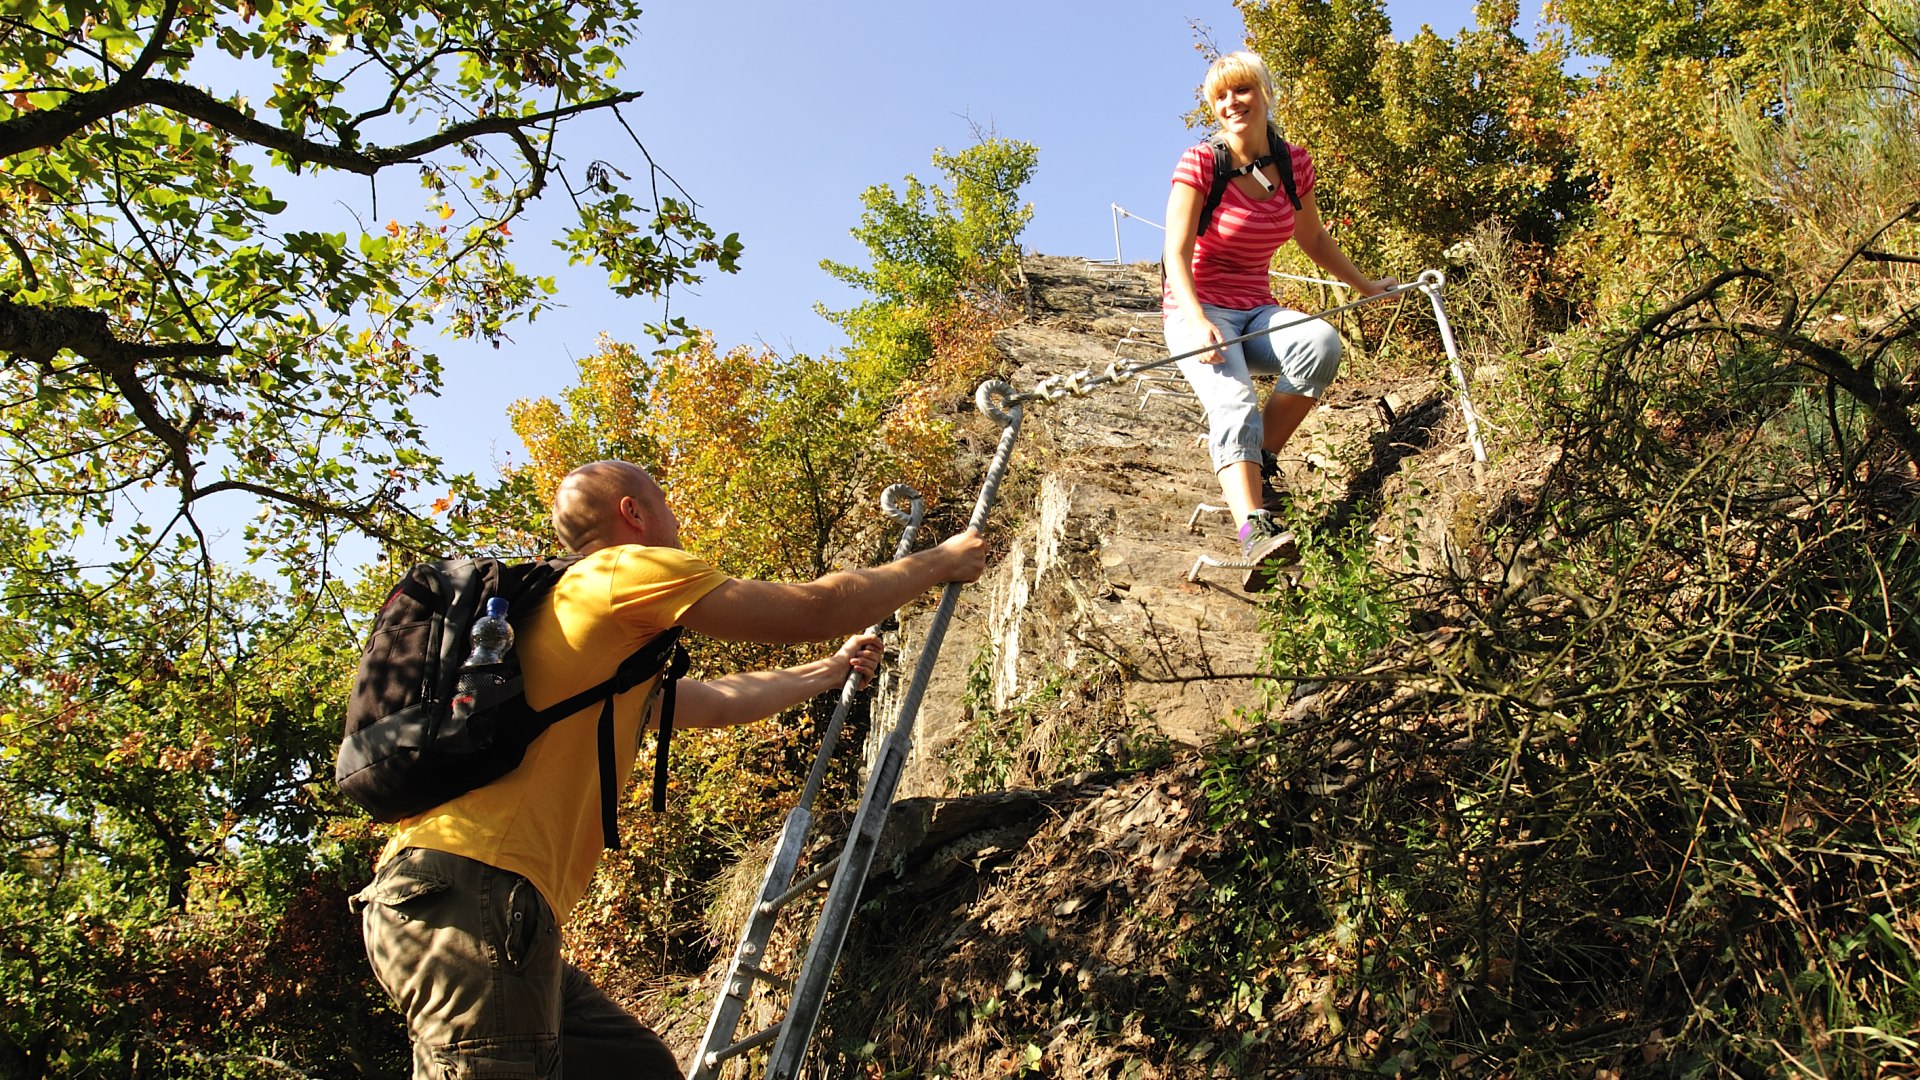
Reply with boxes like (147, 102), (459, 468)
(1163, 140), (1317, 314)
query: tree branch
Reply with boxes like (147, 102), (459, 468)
(98, 357), (199, 495)
(190, 477), (374, 517)
(0, 225), (38, 294)
(1617, 267), (1779, 358)
(346, 46), (463, 137)
(0, 297), (230, 365)
(1809, 200), (1920, 315)
(1736, 320), (1920, 467)
(125, 0), (180, 84)
(0, 76), (642, 176)
(189, 479), (425, 547)
(110, 171), (210, 342)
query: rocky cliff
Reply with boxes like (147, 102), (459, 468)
(662, 254), (1498, 1077)
(882, 255), (1478, 795)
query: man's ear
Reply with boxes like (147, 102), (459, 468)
(619, 494), (652, 540)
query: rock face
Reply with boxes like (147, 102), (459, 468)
(667, 254), (1489, 1074)
(882, 255), (1450, 797)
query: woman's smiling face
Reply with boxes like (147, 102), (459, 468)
(1212, 81), (1264, 133)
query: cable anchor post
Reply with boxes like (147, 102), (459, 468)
(1416, 270), (1488, 465)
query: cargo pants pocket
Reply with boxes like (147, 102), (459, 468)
(354, 850), (562, 1079)
(425, 1034), (560, 1079)
(353, 849), (455, 1007)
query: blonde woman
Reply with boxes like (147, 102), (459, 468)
(1163, 51), (1395, 590)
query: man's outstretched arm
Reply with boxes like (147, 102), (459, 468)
(679, 529), (986, 644)
(668, 634), (883, 731)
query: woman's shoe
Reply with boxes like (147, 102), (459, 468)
(1238, 511), (1299, 592)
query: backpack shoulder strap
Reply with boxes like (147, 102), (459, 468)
(1269, 123), (1301, 211)
(1196, 135), (1234, 238)
(520, 625), (685, 850)
(1197, 129), (1300, 233)
(494, 555), (580, 615)
(524, 625), (683, 730)
(648, 642), (692, 816)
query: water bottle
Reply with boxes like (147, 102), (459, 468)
(465, 597), (513, 667)
(451, 598), (513, 737)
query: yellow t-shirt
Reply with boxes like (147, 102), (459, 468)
(377, 545), (728, 922)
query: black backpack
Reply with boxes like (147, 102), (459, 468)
(1196, 122), (1301, 237)
(336, 556), (688, 850)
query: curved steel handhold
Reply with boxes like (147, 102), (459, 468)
(880, 483), (924, 528)
(976, 379), (1020, 425)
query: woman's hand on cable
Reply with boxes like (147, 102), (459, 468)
(833, 633), (884, 690)
(1362, 276), (1400, 298)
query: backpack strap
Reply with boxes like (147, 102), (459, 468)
(527, 625), (686, 850)
(1270, 123), (1301, 212)
(1196, 135), (1233, 239)
(597, 696), (619, 849)
(1195, 124), (1301, 238)
(648, 643), (692, 815)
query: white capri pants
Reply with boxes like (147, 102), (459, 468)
(1163, 302), (1343, 472)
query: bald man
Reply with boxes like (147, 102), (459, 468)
(354, 460), (986, 1079)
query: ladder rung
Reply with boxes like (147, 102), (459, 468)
(763, 853), (841, 913)
(706, 1021), (782, 1067)
(737, 962), (792, 992)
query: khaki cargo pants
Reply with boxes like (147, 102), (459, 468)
(353, 847), (681, 1079)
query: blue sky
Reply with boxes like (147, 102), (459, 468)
(395, 0), (1560, 484)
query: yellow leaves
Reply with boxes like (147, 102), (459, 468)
(157, 732), (217, 772)
(508, 334), (657, 509)
(437, 204), (454, 221)
(877, 384), (957, 504)
(110, 730), (149, 762)
(385, 219), (400, 237)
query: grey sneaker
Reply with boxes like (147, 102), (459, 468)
(1237, 511), (1299, 592)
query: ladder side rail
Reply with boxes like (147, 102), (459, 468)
(763, 390), (1025, 1080)
(687, 487), (925, 1080)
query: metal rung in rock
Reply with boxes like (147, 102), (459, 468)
(1183, 504), (1300, 587)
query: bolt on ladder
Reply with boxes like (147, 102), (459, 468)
(690, 386), (1025, 1079)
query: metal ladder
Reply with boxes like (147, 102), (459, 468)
(688, 390), (1024, 1078)
(686, 485), (924, 1079)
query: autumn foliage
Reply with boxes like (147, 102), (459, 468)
(6, 0), (1920, 1074)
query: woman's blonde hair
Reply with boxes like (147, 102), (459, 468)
(1202, 51), (1275, 124)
